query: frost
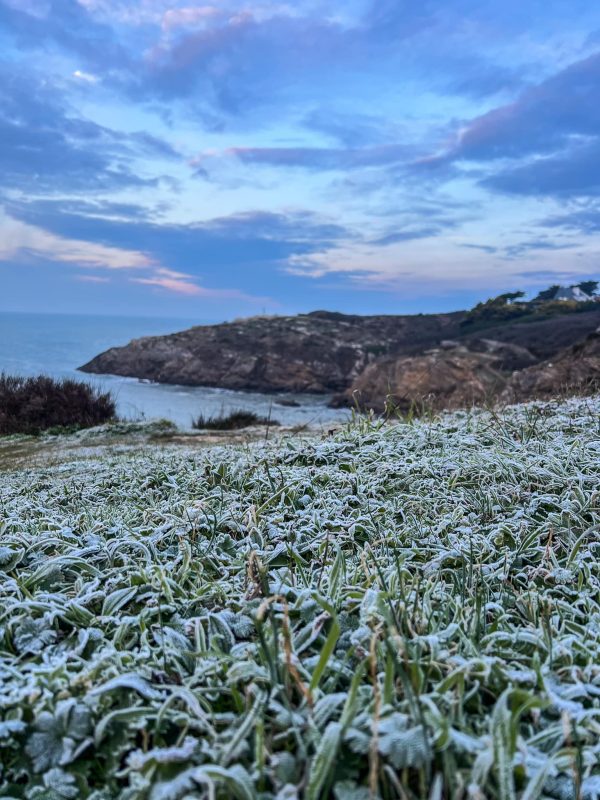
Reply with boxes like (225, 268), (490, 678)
(13, 616), (57, 655)
(1, 396), (600, 797)
(25, 700), (91, 772)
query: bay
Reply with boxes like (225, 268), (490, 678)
(0, 312), (349, 429)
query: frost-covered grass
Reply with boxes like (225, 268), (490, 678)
(1, 397), (599, 799)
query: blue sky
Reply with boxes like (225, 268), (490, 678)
(1, 0), (599, 319)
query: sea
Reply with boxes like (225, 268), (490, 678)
(0, 312), (349, 429)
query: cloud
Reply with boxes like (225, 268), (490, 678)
(512, 268), (597, 283)
(302, 109), (400, 148)
(501, 239), (576, 259)
(4, 201), (355, 300)
(142, 10), (354, 115)
(130, 267), (204, 295)
(161, 6), (221, 32)
(460, 243), (498, 254)
(370, 227), (442, 246)
(0, 209), (275, 303)
(540, 203), (600, 234)
(0, 211), (153, 270)
(483, 139), (600, 196)
(76, 274), (110, 283)
(362, 0), (438, 39)
(2, 0), (599, 315)
(452, 52), (600, 160)
(197, 143), (414, 172)
(0, 0), (130, 73)
(73, 69), (100, 84)
(411, 50), (600, 199)
(0, 64), (179, 197)
(444, 60), (526, 100)
(130, 266), (271, 301)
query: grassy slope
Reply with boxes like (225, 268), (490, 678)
(0, 397), (599, 799)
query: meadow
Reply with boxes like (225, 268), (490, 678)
(0, 397), (599, 799)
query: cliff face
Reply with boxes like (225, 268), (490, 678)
(502, 329), (600, 402)
(331, 342), (512, 413)
(337, 330), (600, 414)
(79, 310), (464, 393)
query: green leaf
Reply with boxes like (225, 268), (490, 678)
(377, 715), (429, 770)
(90, 673), (161, 701)
(101, 586), (137, 617)
(26, 768), (79, 799)
(13, 616), (57, 654)
(306, 722), (342, 800)
(309, 617), (341, 693)
(492, 691), (517, 800)
(25, 700), (91, 773)
(0, 720), (26, 740)
(0, 547), (24, 570)
(128, 737), (197, 770)
(94, 707), (153, 746)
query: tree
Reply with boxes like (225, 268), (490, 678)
(485, 291), (526, 307)
(533, 285), (560, 302)
(576, 280), (598, 297)
(499, 290), (525, 304)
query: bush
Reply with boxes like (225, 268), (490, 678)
(0, 374), (116, 436)
(461, 295), (598, 330)
(192, 409), (280, 430)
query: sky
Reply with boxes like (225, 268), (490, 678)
(1, 0), (599, 320)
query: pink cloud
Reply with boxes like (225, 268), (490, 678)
(130, 267), (275, 304)
(0, 212), (153, 271)
(161, 6), (221, 31)
(131, 267), (203, 295)
(146, 8), (255, 68)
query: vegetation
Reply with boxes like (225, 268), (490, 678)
(461, 287), (598, 330)
(576, 280), (599, 297)
(532, 285), (561, 303)
(0, 374), (116, 436)
(1, 396), (599, 797)
(193, 409), (280, 430)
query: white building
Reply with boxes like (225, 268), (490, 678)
(552, 285), (596, 302)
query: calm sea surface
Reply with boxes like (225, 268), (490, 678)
(0, 312), (349, 429)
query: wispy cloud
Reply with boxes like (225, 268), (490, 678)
(75, 274), (111, 283)
(72, 69), (100, 84)
(199, 143), (414, 172)
(131, 267), (272, 302)
(131, 267), (203, 295)
(161, 6), (221, 32)
(0, 212), (153, 270)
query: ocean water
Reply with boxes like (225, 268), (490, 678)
(0, 312), (349, 429)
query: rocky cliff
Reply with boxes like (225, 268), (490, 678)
(80, 307), (600, 409)
(79, 310), (464, 393)
(331, 340), (526, 413)
(502, 328), (600, 402)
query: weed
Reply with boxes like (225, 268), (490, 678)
(193, 409), (280, 430)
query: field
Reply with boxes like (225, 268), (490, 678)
(1, 397), (599, 799)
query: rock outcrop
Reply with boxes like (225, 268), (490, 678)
(79, 310), (464, 393)
(465, 338), (537, 371)
(502, 329), (600, 402)
(331, 343), (508, 413)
